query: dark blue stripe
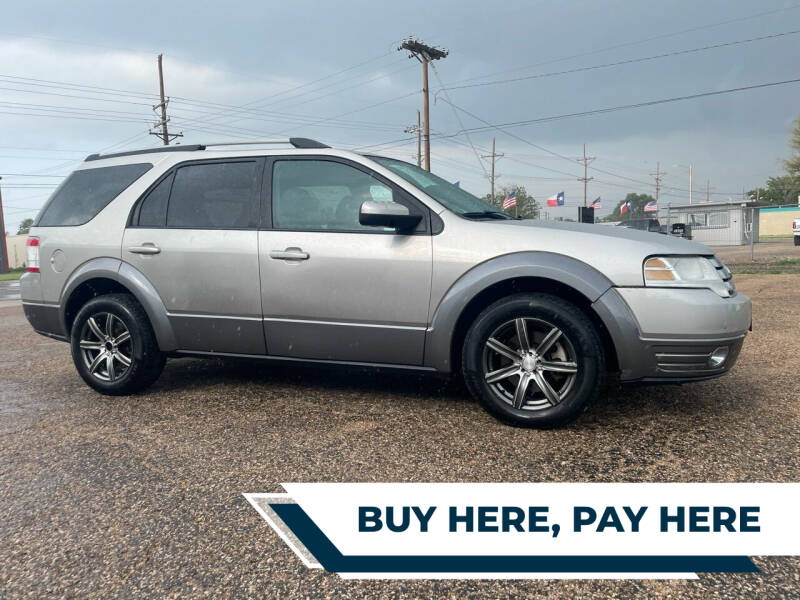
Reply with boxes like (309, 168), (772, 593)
(270, 503), (758, 574)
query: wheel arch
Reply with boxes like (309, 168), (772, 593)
(59, 258), (177, 351)
(424, 252), (622, 374)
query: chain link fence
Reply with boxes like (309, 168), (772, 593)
(659, 203), (800, 267)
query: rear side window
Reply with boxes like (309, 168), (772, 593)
(135, 173), (173, 228)
(36, 163), (152, 226)
(166, 161), (259, 229)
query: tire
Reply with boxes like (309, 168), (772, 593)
(794, 236), (799, 246)
(462, 293), (604, 428)
(70, 293), (166, 395)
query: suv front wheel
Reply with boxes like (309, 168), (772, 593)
(462, 293), (604, 428)
(70, 293), (165, 395)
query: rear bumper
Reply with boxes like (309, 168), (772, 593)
(593, 287), (751, 382)
(22, 302), (67, 341)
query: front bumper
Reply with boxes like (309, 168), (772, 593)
(593, 287), (751, 383)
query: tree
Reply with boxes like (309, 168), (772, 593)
(601, 193), (656, 221)
(17, 218), (34, 235)
(748, 175), (800, 206)
(784, 115), (800, 176)
(483, 184), (540, 219)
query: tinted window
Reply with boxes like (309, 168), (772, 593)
(167, 161), (258, 229)
(37, 163), (152, 226)
(272, 160), (400, 231)
(136, 173), (173, 227)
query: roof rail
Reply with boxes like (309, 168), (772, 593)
(84, 137), (329, 162)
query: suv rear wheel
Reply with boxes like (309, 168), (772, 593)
(70, 293), (165, 395)
(462, 293), (604, 428)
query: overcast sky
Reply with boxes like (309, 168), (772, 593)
(1, 0), (799, 232)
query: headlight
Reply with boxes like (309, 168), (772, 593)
(643, 256), (735, 298)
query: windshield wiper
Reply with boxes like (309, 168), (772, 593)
(461, 211), (514, 220)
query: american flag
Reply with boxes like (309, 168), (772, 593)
(589, 197), (601, 209)
(644, 200), (658, 213)
(502, 191), (517, 210)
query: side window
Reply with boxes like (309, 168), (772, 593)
(37, 163), (152, 227)
(166, 161), (258, 229)
(135, 173), (173, 227)
(272, 160), (403, 231)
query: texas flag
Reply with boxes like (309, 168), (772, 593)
(620, 199), (633, 215)
(589, 197), (601, 209)
(546, 191), (565, 207)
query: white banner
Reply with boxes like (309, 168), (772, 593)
(245, 482), (800, 579)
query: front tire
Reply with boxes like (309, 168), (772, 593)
(794, 236), (799, 246)
(462, 293), (604, 428)
(70, 293), (165, 395)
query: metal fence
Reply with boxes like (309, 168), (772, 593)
(662, 203), (800, 247)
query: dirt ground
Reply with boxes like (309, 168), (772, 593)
(713, 237), (800, 268)
(1, 274), (798, 599)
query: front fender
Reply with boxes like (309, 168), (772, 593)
(423, 251), (615, 372)
(59, 258), (177, 351)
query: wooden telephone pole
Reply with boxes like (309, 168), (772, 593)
(150, 54), (182, 145)
(480, 137), (504, 202)
(404, 110), (422, 167)
(399, 39), (448, 171)
(651, 162), (665, 205)
(0, 177), (9, 274)
(578, 143), (595, 207)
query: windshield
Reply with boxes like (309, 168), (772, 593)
(370, 156), (511, 219)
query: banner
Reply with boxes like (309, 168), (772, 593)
(245, 482), (800, 579)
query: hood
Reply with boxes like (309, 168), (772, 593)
(511, 219), (712, 254)
(453, 218), (715, 287)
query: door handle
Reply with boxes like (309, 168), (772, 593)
(269, 247), (309, 261)
(127, 243), (161, 255)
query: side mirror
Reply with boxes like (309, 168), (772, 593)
(359, 201), (422, 232)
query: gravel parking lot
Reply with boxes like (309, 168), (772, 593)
(1, 274), (798, 599)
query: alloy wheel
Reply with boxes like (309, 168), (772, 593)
(79, 312), (133, 382)
(482, 317), (578, 411)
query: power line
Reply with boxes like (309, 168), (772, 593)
(430, 62), (487, 178)
(437, 29), (800, 92)
(457, 77), (800, 133)
(437, 3), (800, 88)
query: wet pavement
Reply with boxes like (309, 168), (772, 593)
(0, 280), (20, 301)
(0, 274), (798, 599)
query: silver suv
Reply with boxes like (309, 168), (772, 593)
(20, 139), (752, 427)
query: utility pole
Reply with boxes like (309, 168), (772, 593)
(689, 164), (693, 205)
(404, 110), (422, 168)
(150, 54), (182, 145)
(0, 177), (8, 274)
(480, 137), (504, 202)
(399, 39), (448, 171)
(651, 162), (665, 205)
(706, 179), (710, 203)
(578, 143), (595, 206)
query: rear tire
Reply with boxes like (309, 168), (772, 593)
(70, 293), (165, 395)
(794, 236), (799, 246)
(462, 293), (604, 428)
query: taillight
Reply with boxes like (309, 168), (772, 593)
(26, 237), (40, 272)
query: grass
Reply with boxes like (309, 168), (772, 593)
(777, 257), (800, 265)
(0, 269), (24, 281)
(734, 269), (797, 275)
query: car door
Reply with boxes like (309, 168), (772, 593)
(122, 157), (266, 354)
(258, 156), (433, 365)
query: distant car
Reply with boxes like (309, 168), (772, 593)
(793, 218), (799, 246)
(616, 218), (664, 234)
(670, 222), (693, 240)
